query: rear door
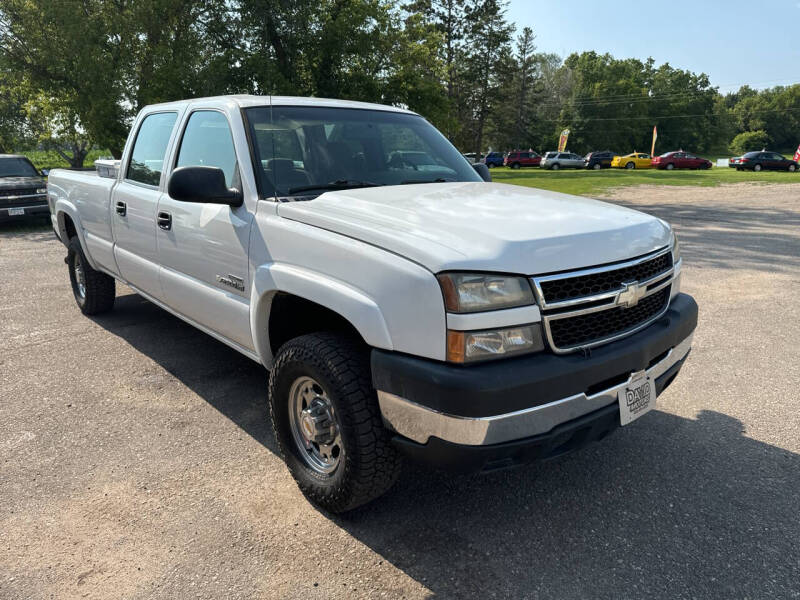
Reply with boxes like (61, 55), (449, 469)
(156, 108), (255, 351)
(112, 110), (181, 298)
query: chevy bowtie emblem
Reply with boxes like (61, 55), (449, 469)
(617, 281), (645, 308)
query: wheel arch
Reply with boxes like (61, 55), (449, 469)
(251, 263), (393, 369)
(55, 202), (99, 270)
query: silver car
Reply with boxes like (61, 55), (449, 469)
(540, 151), (585, 170)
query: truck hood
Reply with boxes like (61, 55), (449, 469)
(277, 182), (671, 274)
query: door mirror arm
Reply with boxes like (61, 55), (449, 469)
(472, 163), (492, 182)
(167, 166), (243, 206)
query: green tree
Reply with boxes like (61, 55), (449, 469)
(729, 130), (771, 154)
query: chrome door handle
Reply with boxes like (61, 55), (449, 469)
(115, 201), (126, 216)
(157, 211), (172, 231)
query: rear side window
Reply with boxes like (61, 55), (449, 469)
(127, 112), (178, 186)
(176, 111), (238, 187)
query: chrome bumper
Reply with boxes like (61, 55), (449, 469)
(378, 333), (693, 446)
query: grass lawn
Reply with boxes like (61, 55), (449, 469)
(491, 166), (800, 196)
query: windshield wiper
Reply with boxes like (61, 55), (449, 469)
(287, 180), (383, 195)
(399, 178), (453, 185)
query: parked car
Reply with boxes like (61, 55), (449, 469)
(540, 151), (585, 170)
(483, 151), (505, 168)
(652, 151), (712, 170)
(584, 150), (617, 170)
(729, 151), (798, 172)
(504, 151), (541, 169)
(611, 152), (652, 169)
(0, 154), (49, 222)
(48, 95), (696, 512)
(462, 152), (480, 163)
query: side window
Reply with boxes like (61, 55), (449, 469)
(558, 153), (569, 159)
(520, 152), (530, 159)
(176, 111), (238, 188)
(127, 112), (178, 186)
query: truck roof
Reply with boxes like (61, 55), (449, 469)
(143, 94), (416, 115)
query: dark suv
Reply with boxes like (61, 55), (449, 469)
(584, 151), (616, 170)
(483, 151), (505, 168)
(0, 155), (48, 222)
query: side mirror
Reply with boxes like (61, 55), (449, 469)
(472, 162), (492, 182)
(41, 169), (49, 177)
(168, 166), (243, 206)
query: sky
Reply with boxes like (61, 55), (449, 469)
(507, 1), (800, 92)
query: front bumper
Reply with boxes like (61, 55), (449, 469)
(373, 293), (697, 463)
(0, 202), (49, 222)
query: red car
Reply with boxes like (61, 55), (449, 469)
(504, 151), (541, 169)
(652, 151), (712, 170)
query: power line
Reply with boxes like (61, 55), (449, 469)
(535, 105), (800, 123)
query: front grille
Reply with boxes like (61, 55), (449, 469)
(548, 288), (670, 350)
(0, 188), (43, 206)
(540, 252), (672, 304)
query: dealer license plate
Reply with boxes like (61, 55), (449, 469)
(8, 208), (24, 216)
(618, 371), (656, 426)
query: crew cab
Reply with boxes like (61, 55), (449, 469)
(0, 154), (48, 222)
(48, 96), (697, 512)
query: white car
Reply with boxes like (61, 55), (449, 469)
(48, 95), (697, 512)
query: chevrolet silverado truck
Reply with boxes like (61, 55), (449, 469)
(48, 96), (697, 512)
(0, 154), (49, 222)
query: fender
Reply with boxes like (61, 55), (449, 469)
(250, 263), (393, 368)
(55, 199), (100, 271)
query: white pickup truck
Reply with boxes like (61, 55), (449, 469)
(48, 95), (697, 512)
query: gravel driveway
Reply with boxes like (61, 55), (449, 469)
(2, 183), (799, 599)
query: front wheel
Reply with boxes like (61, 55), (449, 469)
(551, 163), (560, 170)
(268, 333), (403, 513)
(511, 162), (521, 169)
(592, 163), (601, 170)
(625, 162), (635, 169)
(67, 237), (115, 315)
(666, 163), (675, 170)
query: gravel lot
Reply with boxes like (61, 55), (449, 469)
(2, 182), (799, 599)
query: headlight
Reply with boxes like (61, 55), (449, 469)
(36, 187), (47, 194)
(446, 324), (544, 363)
(671, 232), (681, 263)
(437, 273), (535, 313)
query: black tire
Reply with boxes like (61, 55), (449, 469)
(625, 161), (635, 170)
(268, 332), (402, 513)
(788, 164), (797, 173)
(592, 162), (601, 170)
(666, 163), (675, 170)
(511, 162), (521, 169)
(551, 163), (560, 171)
(753, 163), (762, 172)
(67, 236), (115, 315)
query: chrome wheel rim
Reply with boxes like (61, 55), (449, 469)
(288, 376), (343, 474)
(73, 253), (86, 300)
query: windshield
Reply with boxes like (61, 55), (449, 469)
(0, 157), (40, 178)
(244, 106), (481, 198)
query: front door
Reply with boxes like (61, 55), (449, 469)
(112, 111), (180, 299)
(156, 109), (255, 351)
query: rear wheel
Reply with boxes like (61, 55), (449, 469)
(753, 163), (762, 172)
(625, 162), (635, 169)
(788, 164), (797, 172)
(67, 237), (115, 315)
(268, 332), (402, 513)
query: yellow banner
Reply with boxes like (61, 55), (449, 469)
(558, 129), (570, 152)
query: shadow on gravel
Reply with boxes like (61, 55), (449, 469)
(93, 291), (798, 599)
(91, 292), (275, 452)
(617, 200), (800, 273)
